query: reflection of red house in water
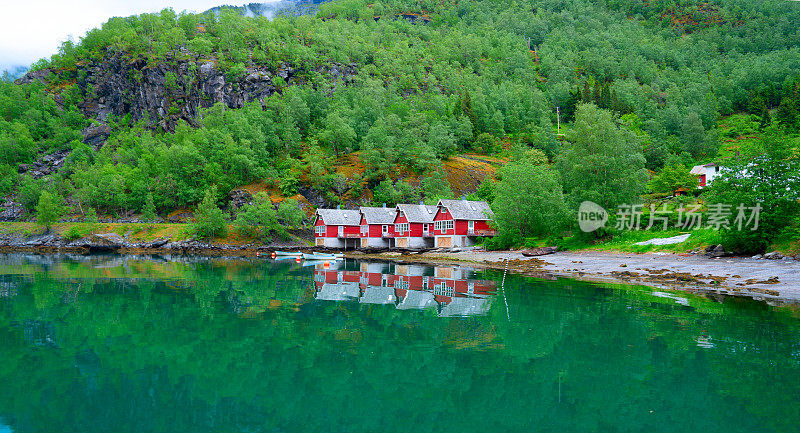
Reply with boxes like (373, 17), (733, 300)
(312, 263), (496, 316)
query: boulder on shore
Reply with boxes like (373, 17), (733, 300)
(706, 244), (732, 258)
(521, 247), (558, 257)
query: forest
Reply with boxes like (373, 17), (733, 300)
(1, 0), (799, 252)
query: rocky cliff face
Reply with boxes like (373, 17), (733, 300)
(18, 49), (356, 131)
(207, 0), (331, 19)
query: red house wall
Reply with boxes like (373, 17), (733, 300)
(315, 215), (360, 238)
(433, 208), (454, 236)
(349, 225), (360, 236)
(474, 220), (493, 231)
(314, 216), (327, 238)
(432, 207), (494, 236)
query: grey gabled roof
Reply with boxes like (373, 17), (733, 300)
(396, 204), (438, 223)
(359, 206), (397, 225)
(317, 282), (360, 301)
(316, 208), (361, 226)
(439, 297), (492, 317)
(437, 199), (494, 221)
(360, 286), (397, 305)
(397, 290), (437, 310)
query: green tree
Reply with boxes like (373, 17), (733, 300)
(706, 127), (800, 253)
(142, 192), (157, 222)
(648, 164), (697, 196)
(491, 159), (569, 248)
(234, 192), (282, 239)
(277, 199), (304, 228)
(556, 104), (648, 216)
(420, 167), (454, 203)
(681, 111), (717, 158)
(317, 112), (356, 156)
(474, 133), (501, 154)
(194, 186), (227, 239)
(372, 179), (419, 207)
(36, 191), (64, 230)
(429, 123), (457, 158)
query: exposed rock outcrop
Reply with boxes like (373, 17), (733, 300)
(228, 189), (255, 214)
(17, 50), (357, 132)
(82, 124), (112, 150)
(0, 198), (25, 222)
(17, 148), (71, 179)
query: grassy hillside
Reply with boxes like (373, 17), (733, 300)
(1, 0), (799, 251)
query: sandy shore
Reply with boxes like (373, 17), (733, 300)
(377, 250), (800, 303)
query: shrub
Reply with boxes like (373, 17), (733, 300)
(234, 192), (282, 240)
(474, 133), (501, 154)
(194, 186), (227, 239)
(277, 199), (304, 228)
(279, 175), (299, 196)
(142, 192), (157, 222)
(36, 191), (64, 231)
(64, 225), (91, 241)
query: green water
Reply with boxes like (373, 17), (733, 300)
(0, 254), (799, 433)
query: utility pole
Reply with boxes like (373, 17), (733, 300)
(556, 106), (561, 136)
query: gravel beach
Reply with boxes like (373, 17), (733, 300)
(412, 250), (800, 303)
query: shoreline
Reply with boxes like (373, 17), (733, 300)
(362, 250), (800, 304)
(4, 240), (799, 304)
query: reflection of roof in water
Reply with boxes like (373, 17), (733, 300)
(439, 297), (492, 317)
(360, 286), (396, 304)
(397, 290), (438, 310)
(316, 282), (360, 301)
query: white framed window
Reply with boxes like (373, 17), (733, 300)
(361, 224), (368, 234)
(435, 220), (454, 231)
(315, 226), (326, 235)
(434, 283), (454, 297)
(395, 223), (409, 234)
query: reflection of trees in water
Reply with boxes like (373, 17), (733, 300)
(22, 319), (56, 347)
(0, 255), (799, 432)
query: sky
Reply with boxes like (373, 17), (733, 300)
(0, 0), (266, 73)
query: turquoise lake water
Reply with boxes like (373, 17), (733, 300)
(0, 253), (799, 432)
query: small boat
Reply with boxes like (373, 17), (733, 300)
(302, 252), (338, 260)
(302, 259), (330, 267)
(275, 251), (302, 256)
(314, 252), (345, 260)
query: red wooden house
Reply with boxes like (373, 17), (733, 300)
(358, 206), (397, 248)
(314, 208), (361, 248)
(433, 199), (495, 248)
(393, 203), (438, 249)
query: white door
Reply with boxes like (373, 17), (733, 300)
(468, 220), (474, 234)
(382, 225), (388, 235)
(338, 226), (344, 237)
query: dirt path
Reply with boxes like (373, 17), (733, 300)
(413, 250), (800, 303)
